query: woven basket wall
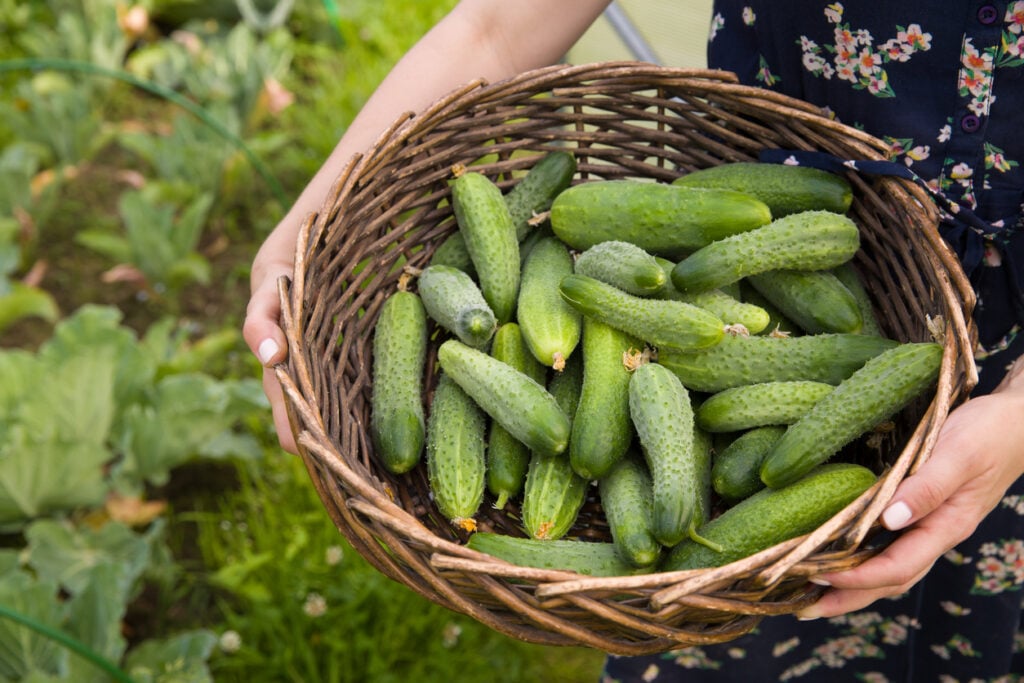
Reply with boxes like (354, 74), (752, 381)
(275, 62), (978, 655)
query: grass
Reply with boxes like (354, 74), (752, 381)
(173, 454), (607, 683)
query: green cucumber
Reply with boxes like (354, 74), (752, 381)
(517, 236), (582, 371)
(738, 280), (801, 336)
(661, 463), (877, 570)
(370, 290), (428, 474)
(487, 323), (547, 509)
(426, 373), (487, 531)
(653, 257), (770, 334)
(431, 151), (576, 273)
(559, 274), (725, 352)
(569, 317), (641, 480)
(670, 210), (861, 294)
(598, 454), (661, 567)
(672, 162), (853, 217)
(522, 354), (588, 540)
(747, 269), (863, 334)
(437, 339), (571, 457)
(450, 168), (520, 322)
(466, 532), (655, 577)
(549, 180), (771, 258)
(832, 261), (884, 336)
(761, 342), (943, 488)
(695, 381), (835, 433)
(574, 240), (666, 296)
(629, 362), (704, 547)
(416, 264), (496, 349)
(711, 425), (786, 502)
(504, 150), (577, 239)
(657, 332), (900, 393)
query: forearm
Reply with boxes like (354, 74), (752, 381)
(262, 0), (612, 273)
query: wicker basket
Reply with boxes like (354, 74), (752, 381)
(276, 62), (978, 655)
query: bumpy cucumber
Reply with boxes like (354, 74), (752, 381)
(370, 290), (427, 474)
(416, 264), (496, 348)
(711, 425), (786, 503)
(550, 180), (772, 258)
(437, 339), (570, 457)
(599, 454), (661, 568)
(657, 332), (900, 393)
(670, 210), (861, 294)
(738, 280), (801, 336)
(747, 269), (863, 334)
(466, 532), (655, 577)
(695, 381), (835, 433)
(487, 323), (547, 509)
(522, 354), (588, 540)
(672, 162), (853, 217)
(426, 373), (487, 530)
(629, 362), (704, 547)
(832, 261), (884, 336)
(517, 236), (582, 371)
(450, 168), (520, 322)
(574, 240), (666, 296)
(661, 463), (877, 570)
(761, 342), (943, 488)
(431, 151), (577, 273)
(504, 150), (578, 239)
(654, 258), (770, 334)
(569, 317), (641, 480)
(559, 274), (724, 352)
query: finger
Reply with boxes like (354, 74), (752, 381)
(243, 276), (289, 367)
(264, 367), (298, 454)
(796, 563), (930, 620)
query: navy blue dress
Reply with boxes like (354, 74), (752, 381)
(603, 2), (1024, 680)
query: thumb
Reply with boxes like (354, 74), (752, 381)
(243, 274), (289, 367)
(879, 446), (971, 532)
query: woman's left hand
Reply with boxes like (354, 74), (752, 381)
(795, 358), (1024, 619)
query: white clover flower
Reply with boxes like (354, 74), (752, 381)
(219, 630), (242, 654)
(303, 592), (327, 617)
(325, 545), (344, 566)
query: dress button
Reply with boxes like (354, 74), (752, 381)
(978, 4), (999, 24)
(961, 113), (981, 132)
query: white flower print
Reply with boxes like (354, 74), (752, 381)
(742, 6), (756, 26)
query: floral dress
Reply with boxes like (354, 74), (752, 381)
(602, 2), (1024, 681)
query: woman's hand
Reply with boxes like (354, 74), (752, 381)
(796, 358), (1024, 619)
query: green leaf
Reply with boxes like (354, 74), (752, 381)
(124, 630), (217, 683)
(63, 562), (128, 683)
(0, 571), (66, 680)
(74, 230), (133, 264)
(0, 283), (59, 334)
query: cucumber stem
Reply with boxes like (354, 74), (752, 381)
(687, 521), (725, 553)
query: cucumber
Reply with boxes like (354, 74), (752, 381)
(672, 162), (853, 217)
(670, 210), (861, 294)
(416, 264), (496, 349)
(695, 381), (835, 433)
(629, 362), (704, 547)
(760, 342), (943, 488)
(569, 317), (641, 480)
(832, 261), (884, 336)
(504, 150), (578, 239)
(559, 274), (725, 352)
(466, 532), (655, 577)
(654, 258), (770, 334)
(431, 151), (576, 273)
(738, 280), (802, 337)
(549, 179), (772, 258)
(711, 425), (786, 503)
(370, 290), (428, 474)
(426, 373), (487, 531)
(661, 463), (877, 570)
(437, 339), (571, 457)
(747, 269), (863, 334)
(517, 236), (582, 371)
(656, 332), (900, 393)
(598, 454), (661, 567)
(487, 323), (547, 509)
(450, 168), (520, 323)
(574, 240), (666, 296)
(522, 353), (588, 540)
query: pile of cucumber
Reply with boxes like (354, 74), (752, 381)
(369, 152), (942, 577)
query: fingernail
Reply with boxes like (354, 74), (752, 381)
(809, 577), (831, 586)
(796, 614), (821, 621)
(882, 500), (913, 530)
(258, 338), (279, 365)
